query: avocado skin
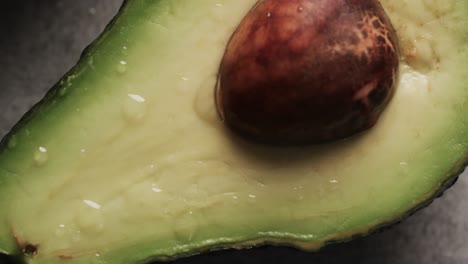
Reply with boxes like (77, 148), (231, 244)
(166, 172), (463, 263)
(5, 180), (461, 264)
(0, 253), (25, 264)
(0, 0), (129, 154)
(0, 0), (467, 263)
(3, 168), (462, 264)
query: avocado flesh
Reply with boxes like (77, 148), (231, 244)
(0, 0), (467, 263)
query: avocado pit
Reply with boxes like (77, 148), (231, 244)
(217, 0), (400, 144)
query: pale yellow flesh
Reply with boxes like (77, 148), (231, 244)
(0, 0), (467, 263)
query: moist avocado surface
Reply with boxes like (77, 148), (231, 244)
(0, 1), (467, 263)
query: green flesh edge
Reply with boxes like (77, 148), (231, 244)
(0, 0), (467, 263)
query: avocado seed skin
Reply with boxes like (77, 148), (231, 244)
(217, 0), (399, 144)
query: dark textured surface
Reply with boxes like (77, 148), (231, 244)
(0, 1), (467, 264)
(218, 0), (399, 144)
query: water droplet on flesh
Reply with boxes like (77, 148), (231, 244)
(77, 200), (105, 235)
(33, 146), (48, 166)
(76, 212), (104, 235)
(117, 61), (127, 74)
(59, 86), (68, 96)
(7, 135), (17, 149)
(55, 224), (66, 237)
(194, 76), (219, 124)
(83, 199), (101, 210)
(152, 183), (162, 193)
(122, 93), (147, 122)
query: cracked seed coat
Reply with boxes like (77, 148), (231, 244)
(217, 0), (399, 144)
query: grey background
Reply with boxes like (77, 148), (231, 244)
(0, 1), (466, 263)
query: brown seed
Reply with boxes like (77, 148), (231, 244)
(217, 0), (399, 144)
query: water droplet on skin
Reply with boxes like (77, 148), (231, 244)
(248, 194), (256, 198)
(117, 61), (127, 74)
(122, 93), (147, 123)
(7, 135), (17, 149)
(33, 146), (48, 166)
(329, 179), (338, 184)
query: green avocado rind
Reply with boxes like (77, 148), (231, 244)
(0, 0), (467, 263)
(0, 0), (138, 255)
(0, 1), (200, 258)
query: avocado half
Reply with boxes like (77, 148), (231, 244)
(0, 1), (467, 263)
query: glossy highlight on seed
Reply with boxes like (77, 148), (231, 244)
(217, 0), (400, 144)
